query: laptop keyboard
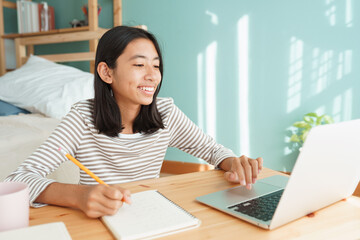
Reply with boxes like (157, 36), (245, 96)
(228, 189), (284, 222)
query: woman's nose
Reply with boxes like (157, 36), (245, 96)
(145, 65), (158, 80)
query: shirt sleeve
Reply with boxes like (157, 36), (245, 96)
(4, 107), (86, 207)
(167, 103), (236, 167)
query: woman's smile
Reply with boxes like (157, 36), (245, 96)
(137, 85), (156, 95)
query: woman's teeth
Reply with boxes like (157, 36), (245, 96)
(139, 86), (154, 92)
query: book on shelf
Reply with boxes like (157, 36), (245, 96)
(16, 0), (55, 34)
(38, 2), (55, 32)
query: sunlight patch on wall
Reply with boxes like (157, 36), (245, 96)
(332, 95), (342, 122)
(196, 42), (218, 140)
(337, 50), (353, 80)
(206, 41), (218, 139)
(344, 50), (352, 75)
(237, 15), (250, 156)
(315, 106), (326, 116)
(318, 50), (333, 94)
(283, 142), (292, 156)
(336, 52), (344, 80)
(325, 0), (336, 26)
(286, 37), (304, 113)
(205, 10), (219, 25)
(311, 48), (334, 95)
(311, 48), (320, 82)
(197, 53), (204, 130)
(332, 89), (352, 122)
(345, 0), (353, 27)
(343, 89), (353, 121)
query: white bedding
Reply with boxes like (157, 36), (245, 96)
(0, 55), (94, 119)
(0, 113), (79, 183)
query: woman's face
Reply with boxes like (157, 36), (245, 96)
(109, 38), (161, 110)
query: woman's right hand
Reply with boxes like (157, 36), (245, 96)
(35, 182), (131, 218)
(77, 185), (132, 218)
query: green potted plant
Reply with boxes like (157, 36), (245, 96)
(283, 112), (334, 175)
(289, 112), (334, 148)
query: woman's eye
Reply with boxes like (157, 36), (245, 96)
(154, 65), (160, 69)
(134, 64), (144, 67)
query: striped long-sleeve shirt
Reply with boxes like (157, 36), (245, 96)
(5, 97), (236, 207)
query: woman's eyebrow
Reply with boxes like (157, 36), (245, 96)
(129, 55), (160, 61)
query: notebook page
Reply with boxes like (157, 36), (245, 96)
(102, 190), (200, 240)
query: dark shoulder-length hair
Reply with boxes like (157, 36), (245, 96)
(93, 26), (164, 137)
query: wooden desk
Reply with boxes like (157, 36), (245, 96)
(30, 168), (360, 239)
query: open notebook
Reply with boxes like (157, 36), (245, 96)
(101, 190), (201, 240)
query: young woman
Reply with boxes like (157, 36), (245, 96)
(5, 26), (263, 218)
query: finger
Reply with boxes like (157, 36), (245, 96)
(257, 157), (264, 172)
(233, 160), (246, 186)
(83, 195), (122, 218)
(103, 186), (123, 201)
(98, 187), (125, 211)
(224, 171), (239, 183)
(95, 192), (123, 212)
(123, 195), (132, 205)
(85, 210), (103, 219)
(113, 187), (132, 204)
(92, 200), (122, 216)
(240, 156), (252, 189)
(121, 189), (132, 204)
(249, 159), (258, 184)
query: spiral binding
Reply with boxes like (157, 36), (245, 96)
(156, 190), (198, 220)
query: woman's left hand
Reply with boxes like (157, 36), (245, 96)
(219, 156), (263, 190)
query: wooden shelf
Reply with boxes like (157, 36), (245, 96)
(0, 0), (123, 75)
(2, 26), (91, 39)
(14, 28), (108, 45)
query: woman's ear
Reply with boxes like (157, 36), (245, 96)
(97, 62), (113, 84)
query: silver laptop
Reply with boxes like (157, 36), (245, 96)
(196, 119), (360, 230)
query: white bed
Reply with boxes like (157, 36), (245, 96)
(0, 113), (80, 182)
(0, 55), (94, 182)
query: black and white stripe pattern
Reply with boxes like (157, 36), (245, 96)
(5, 97), (236, 207)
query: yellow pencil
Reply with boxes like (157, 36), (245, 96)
(58, 147), (109, 186)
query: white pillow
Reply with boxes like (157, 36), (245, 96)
(0, 55), (94, 119)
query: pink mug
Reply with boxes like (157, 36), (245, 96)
(0, 182), (29, 231)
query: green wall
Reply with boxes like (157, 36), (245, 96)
(4, 0), (359, 171)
